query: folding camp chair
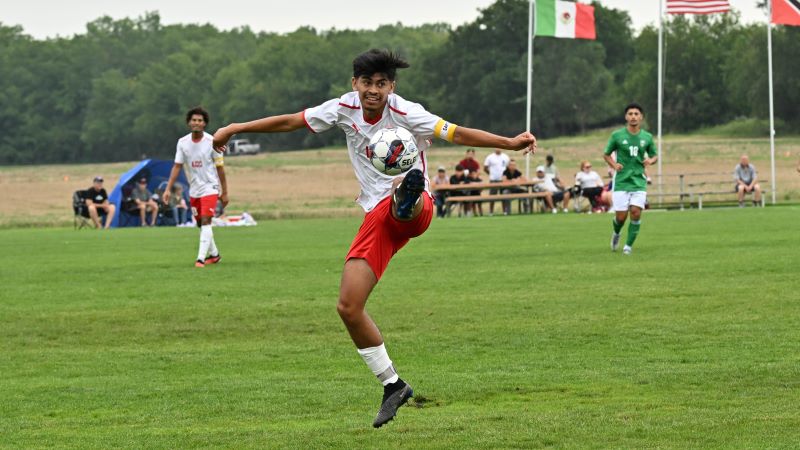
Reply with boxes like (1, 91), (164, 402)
(72, 190), (92, 229)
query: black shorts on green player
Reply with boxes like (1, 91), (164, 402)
(605, 127), (657, 253)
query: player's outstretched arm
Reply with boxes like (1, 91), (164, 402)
(453, 127), (537, 154)
(213, 112), (307, 151)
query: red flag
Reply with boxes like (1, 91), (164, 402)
(666, 0), (731, 14)
(773, 0), (800, 26)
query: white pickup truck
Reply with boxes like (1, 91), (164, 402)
(227, 139), (261, 156)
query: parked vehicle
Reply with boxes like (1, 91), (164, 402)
(227, 139), (260, 156)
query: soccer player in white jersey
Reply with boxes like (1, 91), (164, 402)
(163, 107), (229, 268)
(212, 50), (536, 427)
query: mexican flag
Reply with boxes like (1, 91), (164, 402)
(535, 0), (596, 40)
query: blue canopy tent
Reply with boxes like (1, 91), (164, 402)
(109, 159), (189, 227)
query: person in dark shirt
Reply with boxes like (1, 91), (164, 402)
(501, 159), (528, 214)
(84, 176), (116, 229)
(449, 164), (469, 217)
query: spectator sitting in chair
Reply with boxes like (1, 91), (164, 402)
(132, 177), (159, 226)
(84, 176), (115, 229)
(734, 154), (761, 207)
(574, 160), (605, 212)
(501, 159), (528, 215)
(534, 166), (570, 213)
(168, 184), (190, 226)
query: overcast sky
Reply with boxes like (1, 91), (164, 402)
(1, 0), (767, 39)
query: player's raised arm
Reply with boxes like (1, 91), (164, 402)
(452, 127), (537, 154)
(213, 112), (307, 151)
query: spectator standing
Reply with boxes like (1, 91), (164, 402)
(544, 154), (560, 184)
(574, 161), (605, 212)
(484, 148), (510, 215)
(502, 159), (528, 214)
(432, 166), (449, 218)
(533, 166), (570, 213)
(734, 155), (761, 207)
(458, 148), (481, 175)
(84, 176), (116, 229)
(132, 177), (159, 226)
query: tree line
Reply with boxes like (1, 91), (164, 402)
(0, 1), (797, 165)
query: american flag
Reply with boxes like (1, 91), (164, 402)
(666, 0), (731, 15)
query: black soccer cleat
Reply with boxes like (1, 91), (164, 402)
(394, 169), (425, 220)
(373, 380), (413, 428)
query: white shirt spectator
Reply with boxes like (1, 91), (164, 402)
(538, 173), (561, 193)
(575, 170), (603, 189)
(484, 152), (510, 181)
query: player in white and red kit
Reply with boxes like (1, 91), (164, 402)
(212, 50), (536, 427)
(164, 107), (229, 268)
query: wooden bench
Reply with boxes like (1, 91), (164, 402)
(445, 192), (550, 215)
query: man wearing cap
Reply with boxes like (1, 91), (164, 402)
(84, 176), (115, 229)
(533, 165), (570, 213)
(131, 177), (159, 226)
(431, 166), (449, 218)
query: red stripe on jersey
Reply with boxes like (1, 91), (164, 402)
(339, 102), (361, 110)
(301, 110), (316, 133)
(363, 112), (382, 125)
(388, 105), (407, 116)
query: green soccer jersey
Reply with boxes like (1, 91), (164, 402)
(604, 127), (657, 192)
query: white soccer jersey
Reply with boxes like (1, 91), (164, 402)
(175, 132), (224, 198)
(304, 92), (456, 212)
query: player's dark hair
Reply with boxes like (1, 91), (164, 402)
(186, 106), (209, 124)
(353, 49), (410, 81)
(624, 103), (644, 115)
(455, 164), (464, 171)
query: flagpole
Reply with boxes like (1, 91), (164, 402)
(526, 0), (534, 180)
(767, 0), (777, 205)
(657, 0), (664, 203)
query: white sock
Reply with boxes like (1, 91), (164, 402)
(357, 343), (399, 386)
(208, 236), (219, 257)
(198, 225), (213, 261)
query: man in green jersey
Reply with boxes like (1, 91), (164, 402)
(603, 103), (658, 255)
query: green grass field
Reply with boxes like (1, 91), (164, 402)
(2, 208), (799, 448)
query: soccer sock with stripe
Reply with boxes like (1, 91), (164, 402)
(357, 343), (399, 386)
(198, 225), (213, 261)
(626, 220), (641, 247)
(612, 218), (624, 235)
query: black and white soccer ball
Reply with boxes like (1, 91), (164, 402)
(367, 127), (419, 176)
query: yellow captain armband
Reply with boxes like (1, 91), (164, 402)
(434, 119), (458, 143)
(213, 157), (224, 168)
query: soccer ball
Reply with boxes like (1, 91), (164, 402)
(367, 127), (419, 175)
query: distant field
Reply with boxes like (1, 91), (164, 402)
(2, 207), (799, 448)
(1, 134), (798, 227)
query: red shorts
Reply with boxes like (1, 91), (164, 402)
(190, 195), (218, 221)
(346, 194), (433, 280)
